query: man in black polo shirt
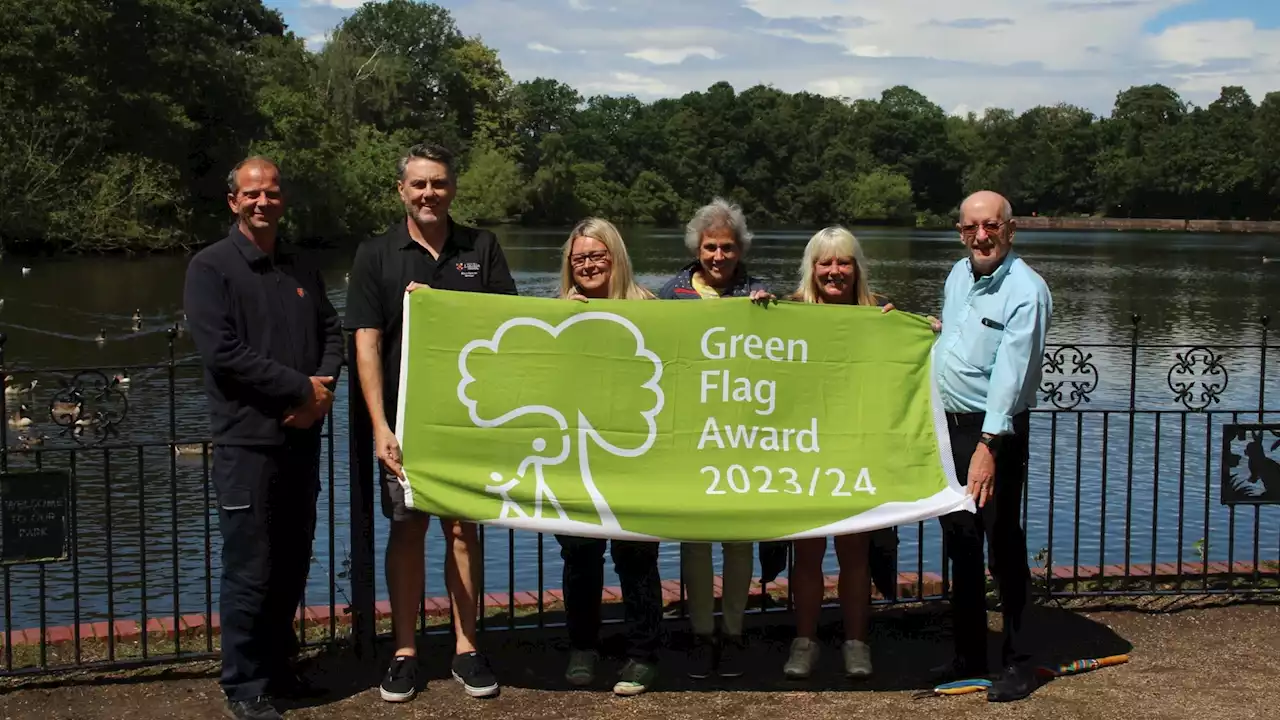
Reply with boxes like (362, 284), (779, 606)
(345, 143), (518, 703)
(184, 156), (344, 720)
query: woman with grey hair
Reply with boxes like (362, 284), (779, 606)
(658, 198), (773, 301)
(658, 197), (772, 680)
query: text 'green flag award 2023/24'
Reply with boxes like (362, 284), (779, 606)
(393, 289), (973, 542)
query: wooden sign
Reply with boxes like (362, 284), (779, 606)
(1221, 424), (1280, 505)
(0, 470), (71, 565)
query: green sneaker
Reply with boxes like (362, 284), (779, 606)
(565, 649), (597, 686)
(612, 659), (657, 696)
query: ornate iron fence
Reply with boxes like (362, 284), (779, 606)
(0, 315), (1277, 678)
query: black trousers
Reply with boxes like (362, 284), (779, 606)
(556, 535), (662, 662)
(213, 436), (321, 701)
(938, 411), (1032, 671)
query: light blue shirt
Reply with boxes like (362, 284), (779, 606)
(932, 251), (1053, 436)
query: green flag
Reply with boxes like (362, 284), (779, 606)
(395, 289), (971, 542)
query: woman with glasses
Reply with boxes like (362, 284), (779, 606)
(780, 225), (890, 681)
(657, 198), (773, 680)
(554, 217), (662, 696)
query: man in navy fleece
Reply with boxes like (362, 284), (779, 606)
(183, 156), (344, 720)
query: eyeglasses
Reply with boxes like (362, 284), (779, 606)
(570, 251), (611, 268)
(958, 221), (1008, 239)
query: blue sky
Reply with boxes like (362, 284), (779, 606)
(1147, 1), (1280, 31)
(269, 1), (1280, 115)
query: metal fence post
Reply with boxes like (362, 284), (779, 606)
(0, 332), (7, 469)
(346, 331), (376, 657)
(1123, 314), (1140, 577)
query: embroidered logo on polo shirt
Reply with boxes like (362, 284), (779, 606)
(456, 261), (481, 279)
(296, 287), (305, 298)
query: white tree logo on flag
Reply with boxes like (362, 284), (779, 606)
(456, 313), (664, 532)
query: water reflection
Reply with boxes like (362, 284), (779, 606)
(0, 227), (1277, 630)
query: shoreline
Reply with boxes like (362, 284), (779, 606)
(4, 559), (1275, 650)
(1012, 216), (1280, 233)
(4, 216), (1279, 258)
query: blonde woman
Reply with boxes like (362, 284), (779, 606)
(554, 218), (661, 697)
(559, 217), (655, 300)
(782, 225), (893, 681)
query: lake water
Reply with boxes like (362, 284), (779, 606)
(1, 226), (1278, 632)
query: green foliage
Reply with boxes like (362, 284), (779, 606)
(628, 172), (683, 224)
(4, 1), (1280, 252)
(451, 144), (528, 224)
(842, 170), (916, 223)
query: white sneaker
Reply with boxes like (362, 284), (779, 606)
(842, 639), (873, 678)
(783, 637), (820, 679)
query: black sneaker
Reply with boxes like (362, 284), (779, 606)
(452, 651), (500, 698)
(717, 634), (746, 678)
(269, 670), (326, 700)
(380, 655), (419, 703)
(613, 658), (658, 696)
(987, 665), (1037, 703)
(687, 634), (715, 679)
(223, 696), (282, 720)
(928, 657), (989, 685)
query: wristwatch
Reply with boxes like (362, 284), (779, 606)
(979, 433), (1002, 455)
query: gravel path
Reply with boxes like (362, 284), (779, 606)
(3, 599), (1276, 720)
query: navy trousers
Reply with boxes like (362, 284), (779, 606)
(938, 411), (1033, 672)
(556, 535), (663, 662)
(213, 435), (321, 701)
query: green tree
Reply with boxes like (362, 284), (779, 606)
(451, 144), (527, 224)
(1254, 92), (1280, 217)
(7, 0), (1280, 251)
(447, 36), (513, 149)
(335, 0), (469, 148)
(841, 170), (916, 223)
(510, 78), (583, 169)
(628, 171), (682, 224)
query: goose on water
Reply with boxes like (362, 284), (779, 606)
(8, 405), (32, 428)
(51, 400), (81, 422)
(18, 434), (47, 450)
(4, 376), (37, 396)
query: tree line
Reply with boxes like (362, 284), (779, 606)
(4, 0), (1280, 253)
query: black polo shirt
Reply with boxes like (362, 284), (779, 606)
(183, 227), (345, 445)
(344, 217), (519, 425)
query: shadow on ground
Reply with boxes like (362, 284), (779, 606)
(275, 599), (1134, 709)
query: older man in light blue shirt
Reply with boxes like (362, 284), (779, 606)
(929, 190), (1052, 704)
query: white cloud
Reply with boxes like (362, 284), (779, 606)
(949, 102), (998, 118)
(579, 71), (678, 96)
(1146, 19), (1280, 68)
(304, 33), (329, 50)
(806, 76), (881, 98)
(277, 0), (1280, 114)
(742, 0), (1181, 71)
(626, 46), (723, 64)
(300, 0), (366, 9)
(848, 45), (890, 58)
(1143, 19), (1280, 101)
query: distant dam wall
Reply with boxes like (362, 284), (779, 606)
(1014, 216), (1280, 233)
